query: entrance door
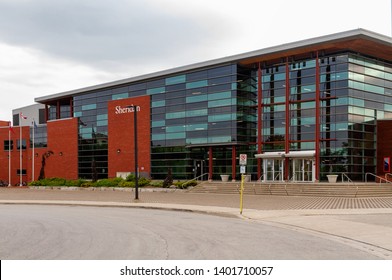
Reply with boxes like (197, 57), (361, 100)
(291, 159), (314, 182)
(194, 160), (205, 180)
(264, 159), (284, 182)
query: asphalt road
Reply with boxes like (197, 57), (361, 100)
(0, 204), (382, 260)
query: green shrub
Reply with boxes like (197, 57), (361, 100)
(149, 181), (164, 188)
(28, 176), (153, 188)
(137, 177), (151, 187)
(174, 180), (198, 189)
(80, 181), (94, 188)
(125, 174), (151, 187)
(94, 177), (124, 187)
(29, 180), (42, 186)
(30, 177), (67, 186)
(125, 174), (136, 182)
(118, 181), (135, 188)
(65, 179), (87, 187)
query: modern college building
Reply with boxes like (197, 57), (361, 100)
(1, 29), (391, 185)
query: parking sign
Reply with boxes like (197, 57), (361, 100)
(239, 154), (247, 165)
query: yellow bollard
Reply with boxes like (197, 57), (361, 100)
(240, 174), (245, 215)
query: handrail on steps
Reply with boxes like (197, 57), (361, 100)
(283, 175), (296, 196)
(182, 173), (209, 189)
(365, 172), (392, 184)
(268, 173), (283, 195)
(252, 174), (264, 195)
(340, 172), (358, 198)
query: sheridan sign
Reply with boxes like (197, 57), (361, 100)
(115, 105), (141, 114)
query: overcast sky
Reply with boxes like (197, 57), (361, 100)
(0, 0), (391, 122)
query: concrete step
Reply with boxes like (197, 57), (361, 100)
(188, 181), (392, 197)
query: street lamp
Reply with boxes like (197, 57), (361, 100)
(128, 105), (139, 200)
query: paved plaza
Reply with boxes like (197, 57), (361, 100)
(1, 187), (392, 259)
(1, 187), (392, 210)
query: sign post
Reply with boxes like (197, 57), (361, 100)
(239, 154), (247, 215)
(239, 173), (245, 214)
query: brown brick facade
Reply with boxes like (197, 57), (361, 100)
(44, 118), (79, 180)
(377, 120), (392, 179)
(0, 125), (30, 185)
(0, 118), (78, 184)
(108, 96), (151, 178)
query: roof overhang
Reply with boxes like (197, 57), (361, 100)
(238, 29), (392, 66)
(35, 29), (391, 104)
(285, 150), (316, 158)
(255, 150), (316, 159)
(255, 152), (285, 159)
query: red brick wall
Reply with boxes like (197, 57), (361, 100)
(1, 118), (78, 183)
(0, 125), (31, 185)
(44, 118), (79, 180)
(376, 120), (392, 179)
(108, 96), (151, 178)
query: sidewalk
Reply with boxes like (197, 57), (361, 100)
(1, 187), (392, 259)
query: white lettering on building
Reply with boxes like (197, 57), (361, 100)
(115, 105), (141, 114)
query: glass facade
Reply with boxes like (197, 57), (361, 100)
(30, 126), (47, 148)
(150, 64), (256, 179)
(259, 53), (392, 181)
(40, 50), (391, 182)
(43, 64), (256, 180)
(320, 53), (392, 180)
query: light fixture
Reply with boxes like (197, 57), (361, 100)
(59, 152), (63, 156)
(117, 149), (121, 154)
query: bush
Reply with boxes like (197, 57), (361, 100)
(29, 177), (66, 187)
(137, 177), (151, 187)
(80, 181), (94, 188)
(28, 176), (153, 188)
(174, 180), (198, 189)
(118, 181), (135, 188)
(94, 177), (124, 187)
(149, 181), (164, 188)
(65, 179), (87, 187)
(29, 180), (42, 186)
(125, 174), (136, 182)
(125, 174), (151, 187)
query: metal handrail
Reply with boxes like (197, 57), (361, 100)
(365, 172), (392, 184)
(181, 173), (209, 189)
(267, 183), (272, 195)
(268, 173), (283, 195)
(253, 174), (264, 195)
(341, 172), (358, 198)
(283, 175), (296, 196)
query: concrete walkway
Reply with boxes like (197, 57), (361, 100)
(1, 187), (392, 259)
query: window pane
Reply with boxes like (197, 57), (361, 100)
(165, 75), (186, 85)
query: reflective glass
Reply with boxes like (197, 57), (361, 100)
(186, 80), (208, 89)
(147, 87), (165, 95)
(165, 75), (186, 85)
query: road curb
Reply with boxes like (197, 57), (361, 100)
(0, 199), (242, 219)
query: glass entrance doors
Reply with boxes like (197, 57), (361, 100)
(264, 159), (284, 182)
(257, 151), (315, 182)
(291, 158), (314, 182)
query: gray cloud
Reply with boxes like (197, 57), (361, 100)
(0, 0), (230, 71)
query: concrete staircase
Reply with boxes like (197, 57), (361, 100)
(187, 181), (392, 197)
